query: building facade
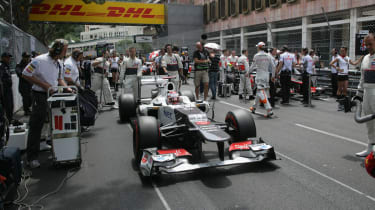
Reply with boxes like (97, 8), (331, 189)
(196, 0), (375, 66)
(80, 25), (144, 42)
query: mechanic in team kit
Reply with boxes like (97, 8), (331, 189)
(249, 42), (275, 117)
(228, 50), (238, 72)
(162, 44), (183, 91)
(356, 33), (375, 157)
(301, 48), (314, 105)
(64, 48), (83, 88)
(193, 42), (210, 101)
(276, 45), (296, 105)
(268, 47), (278, 107)
(22, 39), (71, 168)
(220, 49), (229, 83)
(91, 50), (115, 106)
(123, 47), (142, 99)
(237, 49), (253, 100)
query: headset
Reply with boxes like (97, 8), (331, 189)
(50, 39), (67, 57)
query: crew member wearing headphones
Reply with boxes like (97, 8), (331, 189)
(22, 39), (71, 168)
(64, 48), (83, 88)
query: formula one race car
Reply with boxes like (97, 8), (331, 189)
(119, 76), (277, 177)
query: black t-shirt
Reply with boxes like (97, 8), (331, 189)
(193, 50), (209, 71)
(209, 55), (220, 72)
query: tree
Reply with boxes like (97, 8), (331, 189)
(0, 0), (106, 46)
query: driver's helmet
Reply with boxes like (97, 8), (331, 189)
(365, 152), (375, 178)
(167, 91), (179, 104)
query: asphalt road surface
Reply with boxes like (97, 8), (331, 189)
(8, 82), (375, 210)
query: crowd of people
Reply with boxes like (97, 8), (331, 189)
(1, 33), (375, 169)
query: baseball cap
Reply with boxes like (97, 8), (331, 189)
(1, 52), (12, 57)
(256, 42), (266, 47)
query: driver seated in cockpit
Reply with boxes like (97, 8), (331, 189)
(167, 91), (181, 105)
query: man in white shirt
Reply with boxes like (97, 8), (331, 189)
(237, 49), (253, 100)
(301, 48), (314, 104)
(330, 48), (338, 97)
(64, 48), (83, 88)
(356, 33), (375, 157)
(276, 45), (296, 104)
(220, 49), (229, 83)
(92, 51), (115, 106)
(162, 44), (183, 91)
(228, 50), (238, 72)
(22, 39), (71, 168)
(123, 47), (142, 99)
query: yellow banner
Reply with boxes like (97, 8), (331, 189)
(29, 0), (165, 25)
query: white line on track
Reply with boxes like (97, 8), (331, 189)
(276, 152), (375, 202)
(295, 123), (367, 146)
(219, 101), (249, 111)
(126, 123), (172, 210)
(152, 182), (172, 210)
(219, 100), (375, 202)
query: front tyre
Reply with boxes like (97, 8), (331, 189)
(225, 109), (256, 142)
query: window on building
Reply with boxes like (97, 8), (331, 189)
(242, 0), (249, 13)
(219, 0), (226, 18)
(210, 1), (217, 21)
(229, 0), (236, 16)
(203, 3), (209, 24)
(265, 0), (270, 8)
(255, 0), (263, 10)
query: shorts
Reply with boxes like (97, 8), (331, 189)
(337, 75), (348, 81)
(110, 68), (119, 73)
(194, 70), (209, 87)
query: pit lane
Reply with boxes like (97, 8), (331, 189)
(11, 82), (375, 210)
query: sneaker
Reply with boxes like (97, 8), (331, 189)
(265, 111), (274, 118)
(40, 141), (51, 151)
(112, 104), (119, 109)
(211, 96), (216, 100)
(239, 95), (243, 100)
(249, 95), (255, 100)
(249, 107), (256, 114)
(355, 144), (374, 157)
(106, 102), (115, 106)
(28, 160), (41, 169)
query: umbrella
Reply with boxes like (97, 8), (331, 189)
(204, 43), (221, 50)
(148, 50), (160, 61)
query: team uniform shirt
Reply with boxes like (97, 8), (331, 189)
(64, 56), (80, 85)
(250, 51), (275, 86)
(123, 57), (142, 76)
(237, 55), (250, 74)
(161, 54), (183, 72)
(110, 57), (120, 70)
(228, 55), (238, 68)
(219, 55), (229, 71)
(94, 57), (110, 71)
(358, 53), (375, 90)
(331, 55), (338, 74)
(22, 53), (63, 92)
(280, 52), (296, 72)
(302, 54), (314, 75)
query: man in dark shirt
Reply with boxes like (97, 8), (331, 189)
(16, 52), (32, 115)
(0, 52), (14, 122)
(208, 50), (220, 99)
(193, 42), (210, 100)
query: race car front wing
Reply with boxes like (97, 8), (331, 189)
(139, 139), (276, 177)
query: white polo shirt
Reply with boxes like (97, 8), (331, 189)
(64, 56), (80, 85)
(23, 53), (63, 92)
(280, 52), (296, 72)
(302, 55), (314, 74)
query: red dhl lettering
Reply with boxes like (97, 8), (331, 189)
(30, 4), (156, 18)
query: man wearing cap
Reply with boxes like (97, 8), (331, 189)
(0, 52), (14, 122)
(64, 48), (83, 88)
(22, 39), (71, 168)
(237, 49), (253, 100)
(15, 52), (32, 115)
(249, 42), (275, 117)
(276, 45), (296, 104)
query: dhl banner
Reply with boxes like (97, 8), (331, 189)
(29, 0), (165, 25)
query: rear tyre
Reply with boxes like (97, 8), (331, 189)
(133, 116), (160, 165)
(225, 109), (256, 142)
(180, 90), (195, 102)
(119, 94), (136, 122)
